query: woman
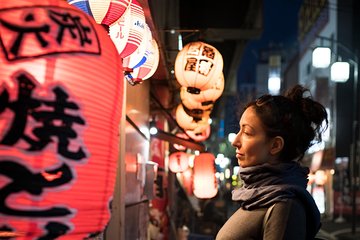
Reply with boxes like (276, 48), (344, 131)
(216, 85), (328, 240)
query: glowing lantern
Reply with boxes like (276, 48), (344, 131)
(180, 73), (224, 110)
(193, 153), (217, 199)
(173, 133), (189, 151)
(122, 24), (151, 72)
(175, 104), (209, 131)
(169, 152), (189, 173)
(67, 0), (130, 26)
(186, 123), (211, 142)
(0, 0), (123, 239)
(175, 41), (223, 93)
(126, 38), (160, 85)
(178, 168), (193, 196)
(108, 0), (146, 58)
(109, 4), (131, 55)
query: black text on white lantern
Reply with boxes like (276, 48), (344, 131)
(175, 41), (223, 93)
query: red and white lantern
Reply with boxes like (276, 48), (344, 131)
(122, 23), (152, 72)
(127, 38), (160, 84)
(168, 152), (189, 173)
(175, 41), (223, 94)
(109, 4), (131, 55)
(0, 0), (123, 239)
(119, 0), (146, 58)
(67, 0), (130, 26)
(193, 153), (217, 199)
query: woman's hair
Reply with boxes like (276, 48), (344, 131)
(245, 84), (328, 161)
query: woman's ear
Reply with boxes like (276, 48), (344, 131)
(270, 136), (284, 155)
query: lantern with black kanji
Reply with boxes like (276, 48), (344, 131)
(193, 153), (218, 199)
(0, 0), (123, 239)
(175, 41), (223, 94)
(168, 152), (189, 173)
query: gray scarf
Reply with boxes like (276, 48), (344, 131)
(232, 162), (320, 239)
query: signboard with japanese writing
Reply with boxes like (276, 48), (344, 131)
(0, 0), (123, 239)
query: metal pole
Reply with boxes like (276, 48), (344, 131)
(350, 56), (359, 234)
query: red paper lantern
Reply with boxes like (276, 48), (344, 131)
(175, 41), (223, 94)
(109, 0), (146, 59)
(67, 0), (130, 26)
(186, 123), (211, 142)
(193, 153), (217, 199)
(178, 168), (193, 196)
(168, 152), (189, 173)
(180, 73), (224, 110)
(0, 1), (123, 239)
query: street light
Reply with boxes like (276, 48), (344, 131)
(312, 47), (332, 68)
(312, 41), (359, 234)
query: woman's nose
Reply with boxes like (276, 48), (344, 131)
(231, 132), (240, 147)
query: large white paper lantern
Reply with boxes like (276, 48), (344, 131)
(175, 41), (223, 93)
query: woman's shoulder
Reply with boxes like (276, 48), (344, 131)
(272, 198), (306, 218)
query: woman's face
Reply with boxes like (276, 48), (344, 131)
(232, 106), (274, 168)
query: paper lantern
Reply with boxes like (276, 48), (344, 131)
(168, 152), (189, 173)
(180, 87), (213, 113)
(0, 1), (123, 239)
(181, 103), (212, 124)
(180, 73), (224, 110)
(109, 4), (131, 55)
(178, 168), (193, 196)
(122, 23), (152, 72)
(175, 104), (209, 131)
(175, 41), (223, 93)
(173, 133), (189, 151)
(126, 38), (160, 85)
(67, 0), (130, 26)
(193, 153), (217, 199)
(110, 0), (146, 59)
(186, 123), (211, 142)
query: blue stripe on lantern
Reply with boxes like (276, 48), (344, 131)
(68, 0), (94, 18)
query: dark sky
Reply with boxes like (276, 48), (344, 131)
(237, 0), (303, 84)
